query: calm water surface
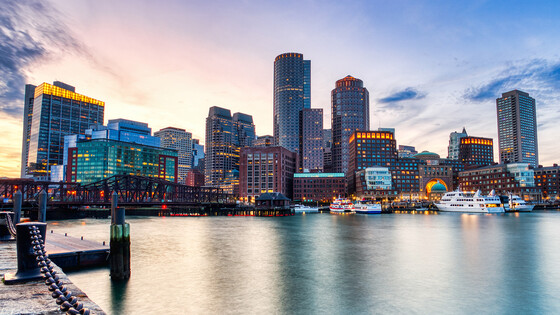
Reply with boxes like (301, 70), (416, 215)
(50, 212), (560, 314)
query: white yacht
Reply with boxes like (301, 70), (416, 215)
(353, 200), (382, 214)
(329, 198), (354, 213)
(436, 189), (504, 213)
(503, 194), (534, 212)
(293, 204), (319, 213)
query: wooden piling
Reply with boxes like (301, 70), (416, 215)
(110, 203), (130, 280)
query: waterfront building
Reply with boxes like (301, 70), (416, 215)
(293, 173), (346, 203)
(459, 136), (494, 167)
(65, 119), (177, 184)
(534, 164), (560, 201)
(186, 169), (205, 187)
(191, 139), (205, 172)
(448, 127), (468, 160)
(414, 151), (464, 196)
(347, 130), (398, 195)
(154, 127), (193, 184)
(398, 145), (418, 158)
(205, 106), (255, 193)
(459, 163), (541, 201)
(239, 146), (297, 201)
(299, 108), (324, 172)
(23, 82), (104, 180)
(332, 75), (369, 173)
(20, 84), (36, 177)
(496, 90), (538, 167)
(355, 167), (398, 200)
(273, 52), (310, 153)
(253, 135), (274, 147)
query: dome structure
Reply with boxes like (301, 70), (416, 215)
(413, 151), (440, 160)
(430, 180), (447, 193)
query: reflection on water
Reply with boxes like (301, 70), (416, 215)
(52, 212), (560, 314)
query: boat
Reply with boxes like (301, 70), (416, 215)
(293, 204), (319, 213)
(353, 200), (382, 214)
(329, 197), (354, 213)
(502, 194), (534, 212)
(435, 189), (504, 213)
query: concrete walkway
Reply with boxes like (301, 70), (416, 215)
(0, 241), (106, 314)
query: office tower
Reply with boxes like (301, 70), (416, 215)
(273, 52), (310, 152)
(20, 84), (36, 177)
(24, 82), (104, 180)
(239, 146), (297, 200)
(398, 145), (418, 158)
(253, 135), (274, 147)
(347, 131), (398, 194)
(331, 75), (369, 173)
(65, 119), (176, 184)
(293, 173), (346, 202)
(448, 127), (468, 160)
(205, 106), (255, 193)
(154, 127), (193, 184)
(299, 108), (324, 172)
(459, 136), (494, 167)
(191, 139), (205, 172)
(233, 113), (256, 147)
(323, 129), (333, 172)
(496, 90), (538, 167)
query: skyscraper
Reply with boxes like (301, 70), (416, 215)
(24, 82), (104, 180)
(459, 136), (494, 167)
(447, 127), (468, 160)
(205, 106), (255, 193)
(299, 108), (323, 172)
(273, 52), (310, 153)
(154, 127), (193, 184)
(496, 90), (538, 167)
(331, 75), (369, 173)
(20, 84), (36, 177)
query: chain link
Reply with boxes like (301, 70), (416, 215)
(5, 213), (17, 238)
(29, 225), (91, 315)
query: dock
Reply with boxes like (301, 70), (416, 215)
(45, 231), (109, 269)
(0, 240), (106, 314)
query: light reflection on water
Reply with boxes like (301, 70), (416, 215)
(51, 212), (560, 314)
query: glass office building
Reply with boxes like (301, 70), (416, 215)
(25, 82), (104, 179)
(69, 138), (177, 184)
(154, 127), (193, 184)
(273, 52), (310, 153)
(496, 90), (538, 167)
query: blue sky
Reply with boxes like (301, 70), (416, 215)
(1, 0), (559, 176)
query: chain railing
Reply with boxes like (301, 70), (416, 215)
(5, 213), (17, 238)
(28, 225), (91, 315)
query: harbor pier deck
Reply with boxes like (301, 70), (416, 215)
(0, 240), (106, 314)
(45, 231), (110, 269)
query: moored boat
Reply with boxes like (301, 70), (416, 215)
(353, 200), (382, 214)
(329, 197), (354, 213)
(436, 189), (504, 213)
(293, 204), (319, 213)
(502, 194), (534, 212)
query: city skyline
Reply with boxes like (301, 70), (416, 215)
(2, 0), (560, 177)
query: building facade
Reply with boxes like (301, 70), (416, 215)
(398, 145), (418, 158)
(239, 146), (297, 201)
(20, 84), (36, 177)
(154, 127), (193, 184)
(23, 82), (104, 180)
(191, 138), (205, 172)
(253, 135), (274, 147)
(332, 76), (369, 173)
(273, 52), (310, 153)
(459, 163), (541, 201)
(293, 173), (346, 203)
(496, 90), (538, 167)
(459, 136), (494, 167)
(447, 127), (468, 159)
(186, 169), (205, 187)
(205, 106), (255, 193)
(355, 167), (398, 200)
(299, 108), (324, 172)
(534, 164), (560, 201)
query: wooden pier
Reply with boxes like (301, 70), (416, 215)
(45, 231), (109, 269)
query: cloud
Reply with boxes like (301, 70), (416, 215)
(0, 0), (86, 118)
(464, 59), (560, 102)
(378, 87), (426, 104)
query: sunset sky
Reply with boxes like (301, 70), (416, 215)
(1, 0), (560, 177)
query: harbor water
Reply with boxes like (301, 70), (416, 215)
(51, 211), (560, 314)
